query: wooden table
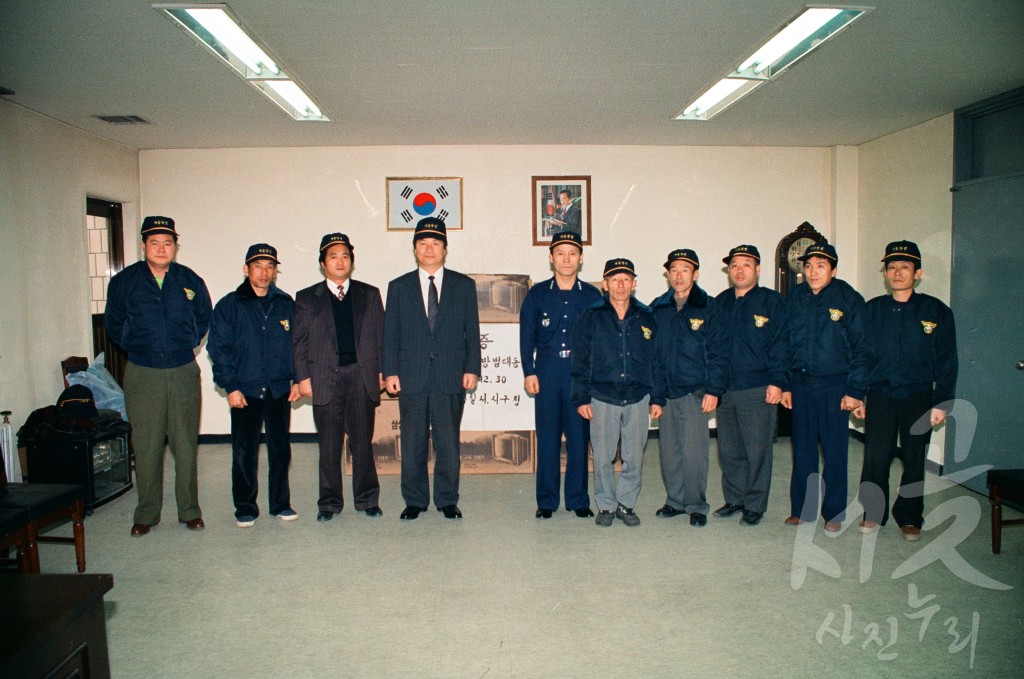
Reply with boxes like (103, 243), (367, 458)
(0, 573), (114, 678)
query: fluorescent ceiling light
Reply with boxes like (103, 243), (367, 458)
(676, 5), (871, 121)
(154, 3), (329, 122)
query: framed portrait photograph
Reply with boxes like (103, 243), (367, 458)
(532, 175), (591, 246)
(386, 177), (463, 231)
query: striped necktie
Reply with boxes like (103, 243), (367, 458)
(427, 276), (438, 331)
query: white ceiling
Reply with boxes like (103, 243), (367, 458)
(2, 0), (1023, 150)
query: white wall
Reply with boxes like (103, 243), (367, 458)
(857, 113), (955, 462)
(140, 144), (834, 433)
(857, 114), (954, 302)
(0, 100), (139, 429)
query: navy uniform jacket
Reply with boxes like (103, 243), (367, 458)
(786, 278), (870, 400)
(105, 260), (212, 369)
(382, 268), (481, 395)
(208, 280), (295, 399)
(865, 291), (957, 407)
(714, 284), (788, 391)
(571, 296), (661, 407)
(650, 283), (728, 402)
(519, 277), (602, 377)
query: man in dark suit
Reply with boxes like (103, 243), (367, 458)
(293, 233), (385, 521)
(383, 217), (481, 520)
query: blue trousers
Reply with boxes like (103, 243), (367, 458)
(534, 355), (590, 510)
(790, 381), (850, 522)
(230, 393), (292, 519)
(859, 389), (933, 529)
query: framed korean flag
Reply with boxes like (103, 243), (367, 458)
(386, 177), (464, 231)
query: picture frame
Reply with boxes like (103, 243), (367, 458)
(386, 177), (463, 231)
(531, 175), (591, 246)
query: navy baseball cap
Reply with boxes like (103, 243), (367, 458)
(723, 244), (760, 265)
(603, 258), (636, 278)
(245, 243), (279, 265)
(798, 242), (838, 264)
(141, 216), (177, 241)
(549, 230), (583, 252)
(881, 240), (922, 264)
(413, 217), (447, 245)
(319, 233), (353, 259)
(664, 248), (699, 270)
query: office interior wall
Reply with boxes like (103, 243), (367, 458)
(140, 144), (833, 433)
(0, 99), (140, 427)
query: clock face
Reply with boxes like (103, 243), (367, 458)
(787, 237), (817, 272)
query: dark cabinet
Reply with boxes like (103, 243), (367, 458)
(27, 433), (132, 513)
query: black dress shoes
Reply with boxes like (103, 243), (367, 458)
(572, 508), (595, 518)
(740, 510), (763, 526)
(316, 511), (335, 522)
(130, 522), (155, 536)
(689, 512), (707, 527)
(713, 503), (744, 518)
(179, 518), (205, 531)
(363, 506), (383, 517)
(536, 508), (553, 519)
(400, 506), (426, 520)
(438, 504), (463, 519)
(656, 504), (686, 518)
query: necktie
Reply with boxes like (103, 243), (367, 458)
(337, 286), (344, 301)
(427, 275), (439, 331)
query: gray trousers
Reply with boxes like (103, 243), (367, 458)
(659, 392), (711, 514)
(716, 386), (776, 514)
(590, 396), (650, 512)
(124, 361), (202, 525)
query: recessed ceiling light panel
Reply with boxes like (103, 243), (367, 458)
(154, 3), (330, 122)
(676, 5), (872, 121)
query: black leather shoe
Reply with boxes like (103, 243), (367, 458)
(131, 522), (155, 536)
(179, 518), (205, 531)
(362, 506), (383, 517)
(316, 511), (334, 522)
(689, 512), (707, 527)
(572, 508), (595, 518)
(740, 510), (763, 526)
(656, 504), (686, 518)
(535, 508), (553, 519)
(438, 504), (463, 519)
(713, 503), (744, 518)
(400, 506), (426, 520)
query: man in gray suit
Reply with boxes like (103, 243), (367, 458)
(383, 217), (481, 520)
(293, 233), (385, 521)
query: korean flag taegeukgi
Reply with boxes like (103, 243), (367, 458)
(388, 179), (462, 230)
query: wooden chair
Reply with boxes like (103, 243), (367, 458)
(987, 469), (1024, 554)
(61, 356), (89, 388)
(0, 483), (87, 573)
(0, 507), (31, 573)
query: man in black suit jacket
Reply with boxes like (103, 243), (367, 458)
(383, 218), (481, 520)
(293, 233), (385, 521)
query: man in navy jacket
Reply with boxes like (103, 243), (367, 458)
(855, 240), (957, 541)
(781, 243), (869, 531)
(713, 245), (788, 527)
(572, 258), (662, 527)
(650, 249), (727, 528)
(208, 244), (301, 527)
(105, 216), (212, 537)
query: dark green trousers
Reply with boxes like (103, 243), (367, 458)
(124, 361), (202, 525)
